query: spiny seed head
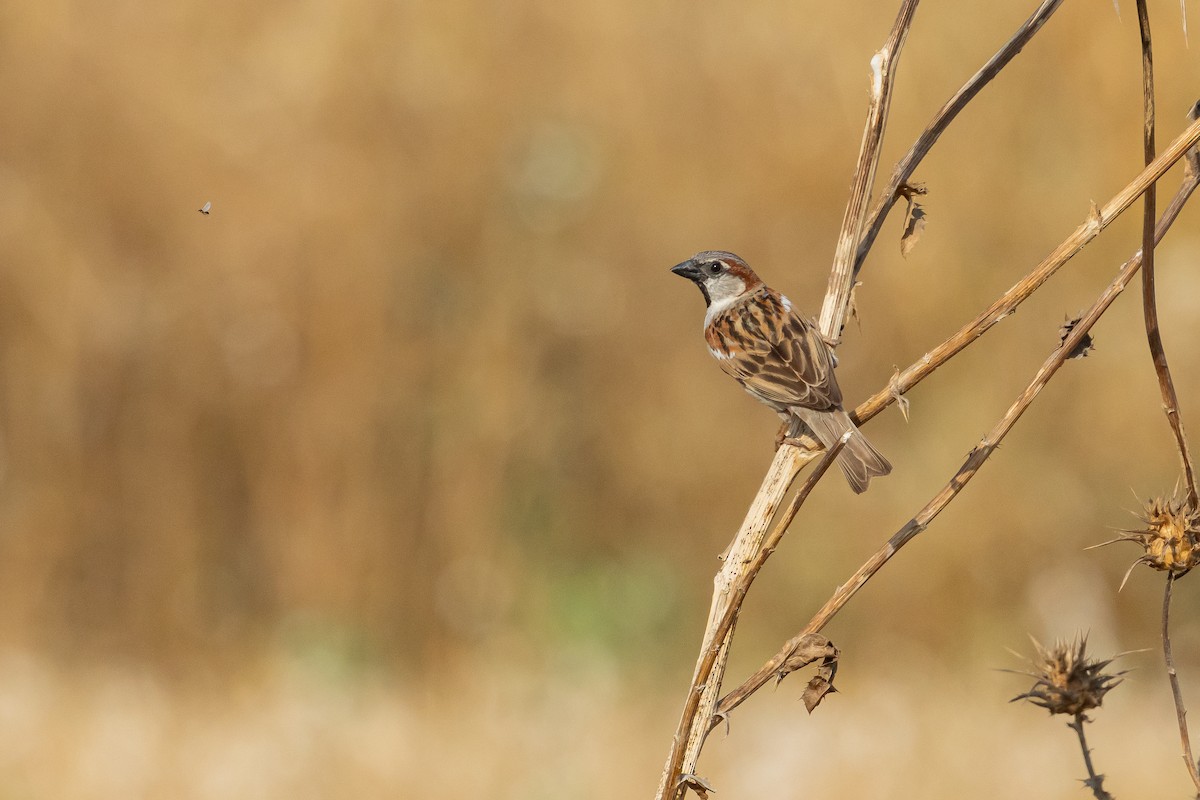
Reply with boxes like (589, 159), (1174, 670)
(1012, 635), (1121, 716)
(1121, 496), (1200, 576)
(1059, 314), (1094, 359)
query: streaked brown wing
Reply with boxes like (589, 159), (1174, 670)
(714, 291), (842, 412)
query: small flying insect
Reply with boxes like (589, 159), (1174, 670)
(198, 201), (212, 215)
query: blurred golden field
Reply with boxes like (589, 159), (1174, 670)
(2, 0), (1200, 797)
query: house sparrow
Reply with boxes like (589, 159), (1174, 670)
(671, 250), (891, 493)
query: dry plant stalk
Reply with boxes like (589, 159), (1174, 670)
(1133, 3), (1200, 791)
(1162, 573), (1200, 794)
(819, 0), (919, 343)
(656, 0), (1200, 793)
(1070, 714), (1117, 800)
(666, 438), (846, 800)
(1136, 4), (1199, 511)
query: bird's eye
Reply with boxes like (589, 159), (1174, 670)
(709, 262), (723, 274)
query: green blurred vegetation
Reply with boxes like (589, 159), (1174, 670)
(0, 0), (1199, 797)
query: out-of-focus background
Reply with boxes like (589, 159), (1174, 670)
(1, 1), (1199, 797)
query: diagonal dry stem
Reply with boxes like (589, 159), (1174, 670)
(853, 0), (1066, 277)
(715, 161), (1200, 723)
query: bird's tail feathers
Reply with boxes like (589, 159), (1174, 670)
(794, 408), (891, 494)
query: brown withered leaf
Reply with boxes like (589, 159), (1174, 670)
(677, 773), (715, 799)
(889, 367), (911, 422)
(802, 668), (838, 713)
(896, 182), (927, 200)
(1058, 314), (1094, 359)
(897, 183), (928, 258)
(900, 203), (927, 258)
(773, 634), (840, 713)
(846, 280), (862, 329)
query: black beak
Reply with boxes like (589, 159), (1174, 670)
(670, 259), (702, 281)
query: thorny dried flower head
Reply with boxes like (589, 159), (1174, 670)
(1058, 314), (1094, 359)
(1112, 495), (1200, 581)
(1011, 636), (1122, 717)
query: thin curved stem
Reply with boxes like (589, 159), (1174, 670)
(1135, 0), (1200, 510)
(1069, 712), (1114, 800)
(1162, 572), (1200, 793)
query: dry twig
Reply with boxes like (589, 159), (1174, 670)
(659, 438), (846, 800)
(1070, 713), (1116, 800)
(1161, 572), (1200, 793)
(1134, 7), (1200, 790)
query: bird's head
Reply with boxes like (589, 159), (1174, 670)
(670, 251), (763, 312)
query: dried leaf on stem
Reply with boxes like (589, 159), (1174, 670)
(1058, 315), (1095, 359)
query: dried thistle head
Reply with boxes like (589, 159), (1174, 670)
(1011, 635), (1122, 716)
(1058, 314), (1094, 359)
(1120, 495), (1200, 577)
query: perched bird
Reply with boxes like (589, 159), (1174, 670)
(671, 250), (891, 493)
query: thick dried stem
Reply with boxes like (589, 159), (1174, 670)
(819, 0), (919, 343)
(655, 440), (844, 800)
